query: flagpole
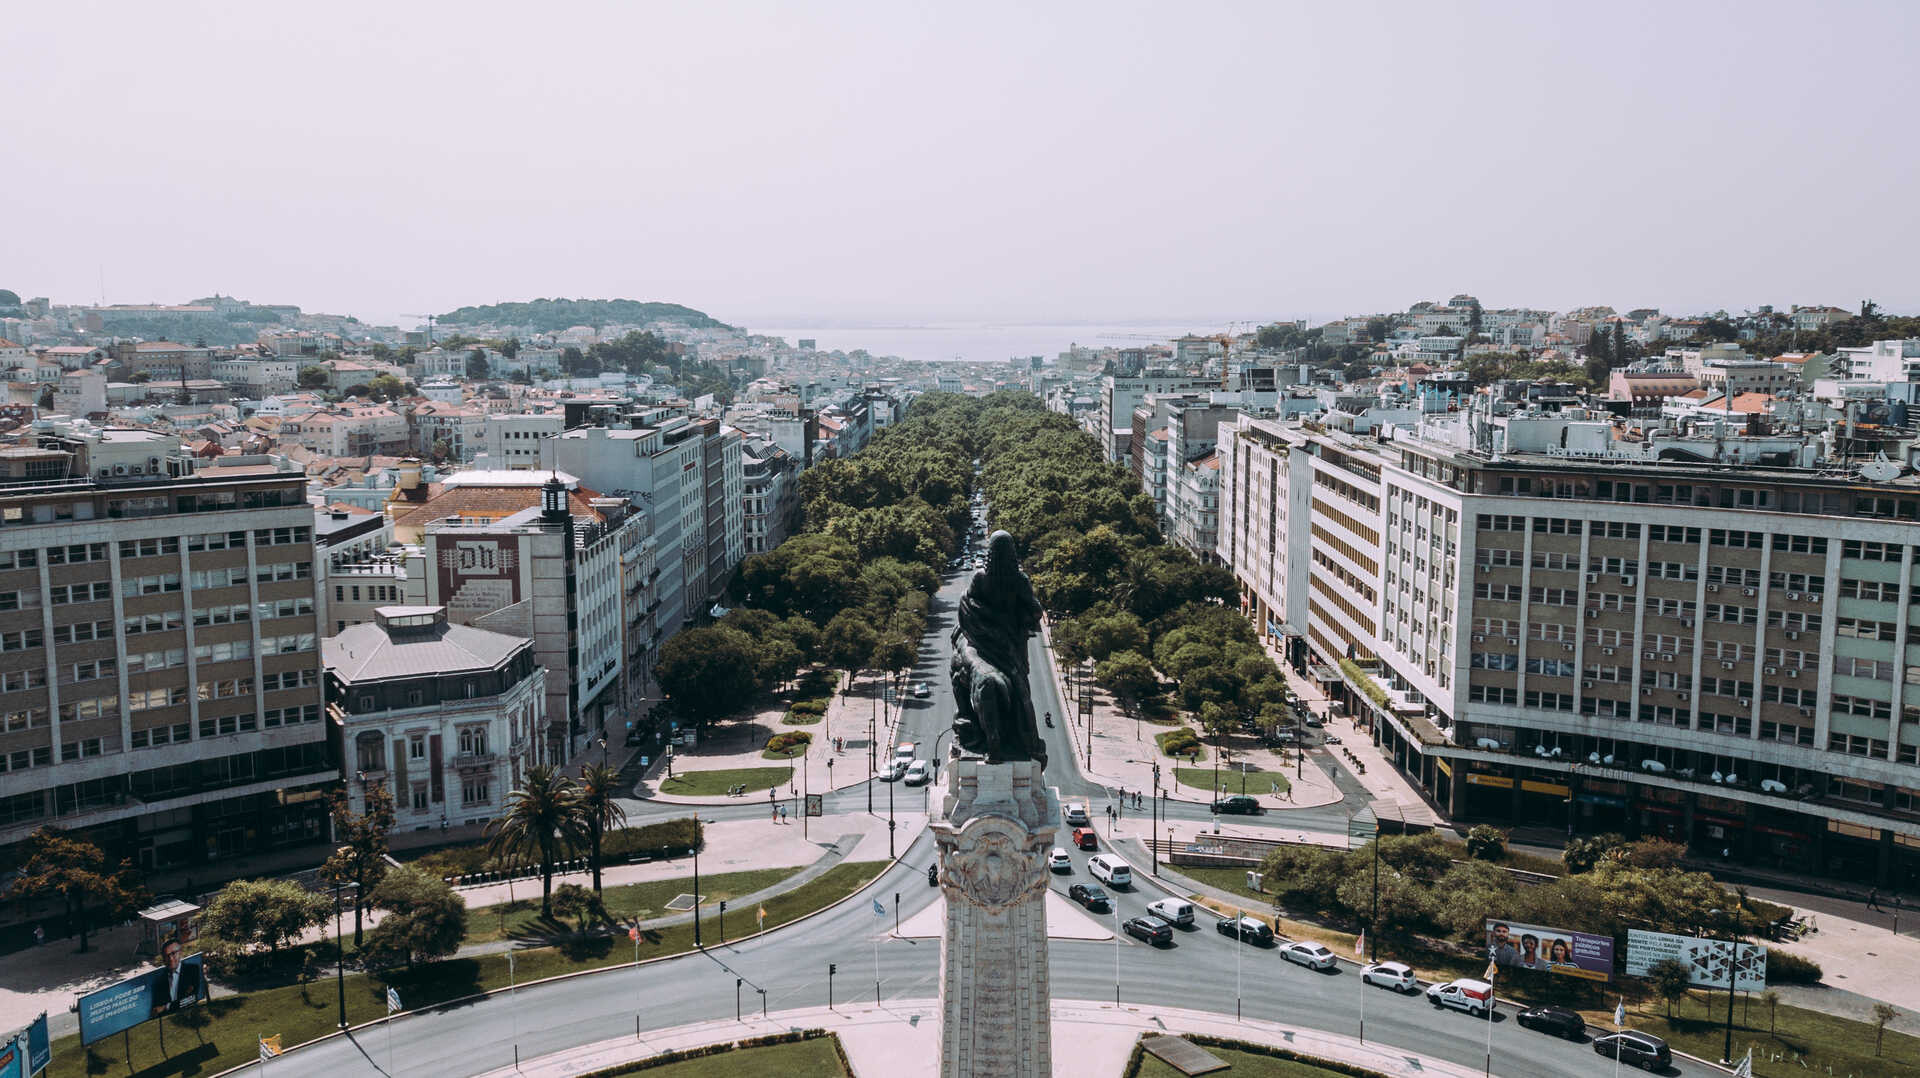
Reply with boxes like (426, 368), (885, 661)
(1356, 931), (1366, 1044)
(1613, 1000), (1622, 1078)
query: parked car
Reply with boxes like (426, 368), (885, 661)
(879, 759), (907, 782)
(1067, 883), (1110, 911)
(1280, 941), (1337, 970)
(1211, 795), (1263, 816)
(1047, 848), (1073, 873)
(1215, 916), (1274, 945)
(1360, 961), (1417, 992)
(1122, 917), (1173, 946)
(1323, 734), (1343, 746)
(1063, 802), (1090, 825)
(1425, 979), (1493, 1017)
(1147, 899), (1194, 927)
(1517, 1005), (1586, 1040)
(1304, 715), (1324, 728)
(1592, 1031), (1671, 1071)
(903, 760), (932, 786)
(1070, 826), (1099, 851)
(912, 682), (930, 698)
(1086, 854), (1132, 888)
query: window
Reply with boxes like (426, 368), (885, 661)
(458, 726), (489, 756)
(461, 777), (491, 807)
(0, 668), (44, 691)
(119, 573), (182, 597)
(44, 543), (107, 566)
(60, 739), (103, 761)
(127, 687), (189, 712)
(409, 736), (426, 761)
(0, 628), (44, 650)
(3, 709), (47, 732)
(187, 530), (249, 552)
(66, 659), (116, 684)
(117, 537), (179, 559)
(1843, 540), (1901, 562)
(58, 695), (118, 722)
(412, 785), (430, 812)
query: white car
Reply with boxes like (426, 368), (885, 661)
(903, 759), (932, 786)
(1280, 941), (1337, 970)
(879, 759), (907, 782)
(1361, 960), (1418, 992)
(912, 682), (930, 698)
(1047, 848), (1073, 873)
(1063, 802), (1090, 825)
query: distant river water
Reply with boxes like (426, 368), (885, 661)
(742, 320), (1274, 364)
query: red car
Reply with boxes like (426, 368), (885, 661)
(1071, 827), (1098, 850)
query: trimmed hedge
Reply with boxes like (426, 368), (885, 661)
(766, 730), (813, 755)
(576, 1029), (838, 1078)
(1766, 950), (1823, 985)
(1122, 1033), (1391, 1078)
(1159, 728), (1202, 757)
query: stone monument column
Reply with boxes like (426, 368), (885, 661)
(933, 758), (1059, 1078)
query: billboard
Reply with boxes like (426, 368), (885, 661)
(78, 952), (209, 1046)
(435, 535), (524, 623)
(24, 1013), (48, 1077)
(1485, 918), (1614, 982)
(1626, 930), (1767, 991)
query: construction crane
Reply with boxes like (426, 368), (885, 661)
(398, 314), (437, 345)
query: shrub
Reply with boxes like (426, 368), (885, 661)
(1465, 824), (1508, 861)
(1766, 950), (1822, 985)
(790, 698), (828, 715)
(409, 818), (700, 878)
(1160, 728), (1201, 757)
(766, 730), (813, 755)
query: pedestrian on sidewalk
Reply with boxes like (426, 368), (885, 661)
(33, 924), (44, 946)
(1869, 888), (1882, 910)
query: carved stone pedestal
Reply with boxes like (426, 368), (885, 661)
(932, 758), (1059, 1078)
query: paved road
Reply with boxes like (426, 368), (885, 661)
(280, 529), (1720, 1075)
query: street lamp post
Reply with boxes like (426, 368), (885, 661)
(1710, 909), (1739, 1065)
(692, 814), (702, 949)
(331, 870), (356, 1030)
(1151, 768), (1161, 876)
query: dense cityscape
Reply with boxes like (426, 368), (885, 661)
(7, 3), (1920, 1076)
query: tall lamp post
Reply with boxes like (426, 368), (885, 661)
(692, 813), (703, 949)
(1151, 766), (1162, 876)
(1709, 908), (1740, 1065)
(331, 869), (357, 1030)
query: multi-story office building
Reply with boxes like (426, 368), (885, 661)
(1097, 372), (1217, 464)
(325, 605), (544, 835)
(698, 419), (745, 605)
(740, 436), (797, 555)
(1219, 406), (1920, 887)
(0, 430), (332, 869)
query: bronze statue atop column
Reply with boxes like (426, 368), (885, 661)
(949, 530), (1047, 768)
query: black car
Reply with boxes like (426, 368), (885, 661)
(1214, 915), (1274, 944)
(1593, 1031), (1671, 1071)
(1516, 1005), (1586, 1040)
(1211, 796), (1263, 816)
(1068, 883), (1110, 911)
(1122, 916), (1172, 946)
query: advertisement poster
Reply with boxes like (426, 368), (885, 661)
(436, 536), (523, 623)
(1626, 929), (1767, 991)
(1484, 918), (1614, 981)
(78, 952), (209, 1046)
(25, 1013), (48, 1077)
(0, 1035), (20, 1078)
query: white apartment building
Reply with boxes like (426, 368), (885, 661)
(476, 413), (565, 471)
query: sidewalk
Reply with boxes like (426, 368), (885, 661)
(1275, 658), (1445, 829)
(630, 673), (893, 805)
(1038, 621), (1343, 813)
(479, 998), (1487, 1078)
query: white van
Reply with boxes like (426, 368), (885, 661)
(1425, 978), (1493, 1017)
(894, 742), (917, 764)
(1147, 898), (1194, 927)
(1086, 854), (1132, 888)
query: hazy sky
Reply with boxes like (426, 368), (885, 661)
(8, 1), (1917, 327)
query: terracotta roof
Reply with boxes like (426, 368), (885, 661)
(1728, 392), (1776, 414)
(391, 483), (609, 531)
(1679, 389), (1710, 400)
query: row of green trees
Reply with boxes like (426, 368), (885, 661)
(906, 392), (1290, 752)
(656, 402), (976, 725)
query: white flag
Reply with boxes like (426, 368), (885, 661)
(386, 986), (401, 1013)
(1732, 1046), (1752, 1077)
(1613, 998), (1625, 1028)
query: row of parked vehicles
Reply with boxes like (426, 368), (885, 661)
(1420, 978), (1672, 1070)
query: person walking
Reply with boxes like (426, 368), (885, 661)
(1868, 888), (1882, 910)
(33, 924), (44, 946)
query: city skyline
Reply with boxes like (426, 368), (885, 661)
(8, 1), (1919, 324)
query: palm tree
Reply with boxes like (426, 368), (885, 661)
(486, 765), (586, 918)
(578, 763), (629, 895)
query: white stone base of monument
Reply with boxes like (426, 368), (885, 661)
(932, 758), (1060, 1078)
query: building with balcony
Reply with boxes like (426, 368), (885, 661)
(324, 606), (543, 833)
(0, 429), (331, 870)
(1217, 404), (1920, 888)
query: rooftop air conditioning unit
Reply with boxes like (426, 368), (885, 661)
(1787, 668), (1799, 678)
(1642, 687), (1653, 696)
(1744, 588), (1756, 597)
(1722, 660), (1735, 670)
(1707, 584), (1720, 593)
(1507, 637), (1519, 646)
(1621, 576), (1636, 586)
(1799, 707), (1813, 718)
(1787, 630), (1800, 641)
(1809, 592), (1822, 603)
(1472, 633), (1484, 643)
(1679, 692), (1690, 701)
(1582, 680), (1594, 689)
(1786, 592), (1799, 601)
(1739, 698), (1752, 709)
(1643, 651), (1656, 660)
(1564, 643), (1574, 652)
(1603, 646), (1615, 656)
(1586, 573), (1598, 583)
(1682, 619), (1694, 628)
(1764, 665), (1777, 676)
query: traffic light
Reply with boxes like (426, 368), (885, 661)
(829, 963), (837, 975)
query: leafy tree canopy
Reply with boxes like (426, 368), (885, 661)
(435, 298), (733, 332)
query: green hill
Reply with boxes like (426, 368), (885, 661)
(434, 298), (732, 332)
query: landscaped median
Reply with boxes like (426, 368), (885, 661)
(45, 860), (889, 1078)
(1175, 869), (1920, 1078)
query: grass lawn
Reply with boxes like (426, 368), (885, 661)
(781, 712), (821, 725)
(466, 866), (803, 943)
(1154, 729), (1204, 762)
(602, 1035), (848, 1077)
(1624, 993), (1920, 1077)
(760, 748), (808, 761)
(1173, 766), (1288, 797)
(1132, 1039), (1361, 1077)
(48, 861), (889, 1078)
(658, 766), (792, 796)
